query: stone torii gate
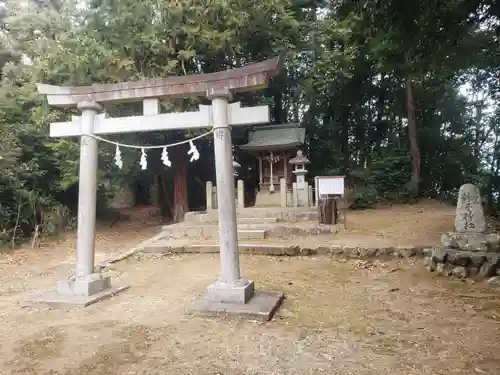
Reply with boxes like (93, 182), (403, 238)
(32, 58), (284, 319)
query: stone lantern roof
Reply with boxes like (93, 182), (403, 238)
(288, 150), (310, 165)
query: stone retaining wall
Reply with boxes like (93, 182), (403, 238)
(425, 247), (500, 279)
(266, 225), (338, 238)
(141, 242), (431, 259)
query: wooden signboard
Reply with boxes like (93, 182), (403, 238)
(318, 176), (345, 196)
(316, 176), (347, 228)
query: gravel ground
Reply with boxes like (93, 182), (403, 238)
(0, 201), (498, 375)
(1, 252), (499, 375)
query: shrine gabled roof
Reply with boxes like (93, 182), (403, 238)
(240, 124), (306, 151)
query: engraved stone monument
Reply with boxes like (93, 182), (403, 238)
(425, 183), (500, 280)
(454, 183), (486, 233)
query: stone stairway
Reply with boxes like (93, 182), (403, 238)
(185, 207), (318, 222)
(158, 207), (333, 242)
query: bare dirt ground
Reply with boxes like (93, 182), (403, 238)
(263, 200), (456, 248)
(331, 200), (456, 247)
(1, 202), (499, 375)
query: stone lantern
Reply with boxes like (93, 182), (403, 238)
(289, 150), (311, 206)
(289, 150), (310, 182)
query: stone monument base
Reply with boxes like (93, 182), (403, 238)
(188, 291), (284, 322)
(441, 232), (500, 253)
(26, 273), (129, 308)
(425, 247), (500, 279)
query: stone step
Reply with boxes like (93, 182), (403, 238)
(237, 217), (278, 224)
(185, 209), (318, 223)
(238, 229), (267, 240)
(161, 226), (268, 240)
(142, 242), (293, 255)
(161, 223), (335, 240)
(163, 222), (339, 240)
(238, 211), (318, 221)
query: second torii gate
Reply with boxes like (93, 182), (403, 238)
(31, 58), (284, 320)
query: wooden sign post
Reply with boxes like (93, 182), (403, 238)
(316, 176), (347, 228)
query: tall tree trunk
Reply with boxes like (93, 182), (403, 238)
(157, 172), (173, 220)
(340, 85), (350, 173)
(359, 96), (369, 168)
(172, 147), (188, 222)
(293, 93), (300, 123)
(486, 134), (500, 216)
(376, 76), (385, 123)
(306, 0), (318, 133)
(404, 55), (421, 194)
(273, 90), (284, 124)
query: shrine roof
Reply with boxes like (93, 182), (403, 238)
(37, 57), (281, 107)
(240, 124), (306, 151)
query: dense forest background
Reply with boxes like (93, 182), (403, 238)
(1, 0), (500, 245)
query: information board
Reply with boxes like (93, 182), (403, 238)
(317, 176), (345, 196)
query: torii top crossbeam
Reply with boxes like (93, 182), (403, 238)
(37, 57), (281, 107)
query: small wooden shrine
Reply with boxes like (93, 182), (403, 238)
(240, 124), (306, 196)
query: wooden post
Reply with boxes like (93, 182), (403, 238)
(280, 178), (287, 207)
(292, 182), (298, 207)
(269, 152), (275, 193)
(237, 179), (245, 209)
(258, 156), (263, 187)
(314, 176), (319, 207)
(206, 181), (213, 210)
(284, 155), (288, 184)
(318, 195), (338, 225)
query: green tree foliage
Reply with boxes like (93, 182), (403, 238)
(0, 0), (500, 245)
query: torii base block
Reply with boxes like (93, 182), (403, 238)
(188, 291), (284, 322)
(27, 274), (129, 308)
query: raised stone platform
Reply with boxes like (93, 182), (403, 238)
(188, 291), (284, 322)
(26, 273), (129, 308)
(27, 285), (129, 308)
(239, 229), (267, 240)
(160, 222), (337, 240)
(425, 247), (500, 279)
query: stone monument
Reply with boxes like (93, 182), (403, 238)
(454, 183), (486, 233)
(425, 183), (500, 279)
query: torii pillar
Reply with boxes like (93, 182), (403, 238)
(29, 58), (284, 320)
